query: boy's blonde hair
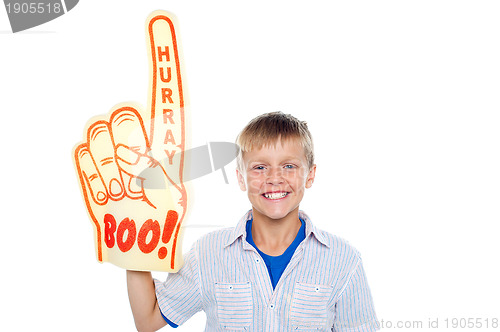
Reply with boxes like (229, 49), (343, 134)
(236, 111), (314, 172)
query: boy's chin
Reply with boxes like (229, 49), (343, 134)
(252, 206), (299, 222)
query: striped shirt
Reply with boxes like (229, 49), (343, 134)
(154, 210), (380, 331)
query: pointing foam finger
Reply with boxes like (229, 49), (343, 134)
(88, 121), (125, 201)
(146, 11), (185, 155)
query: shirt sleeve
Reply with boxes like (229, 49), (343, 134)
(333, 258), (380, 332)
(154, 244), (203, 327)
(160, 311), (179, 328)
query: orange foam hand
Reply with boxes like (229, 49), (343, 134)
(73, 11), (188, 272)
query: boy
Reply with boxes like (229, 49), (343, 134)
(127, 112), (379, 331)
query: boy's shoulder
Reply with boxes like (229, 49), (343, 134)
(311, 226), (362, 257)
(193, 226), (237, 250)
(299, 211), (362, 259)
(329, 232), (363, 263)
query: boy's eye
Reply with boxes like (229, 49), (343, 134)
(284, 164), (296, 169)
(253, 165), (266, 170)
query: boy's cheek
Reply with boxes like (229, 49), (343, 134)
(246, 173), (262, 185)
(247, 176), (267, 191)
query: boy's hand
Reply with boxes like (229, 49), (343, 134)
(74, 11), (187, 272)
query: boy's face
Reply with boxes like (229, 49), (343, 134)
(236, 138), (316, 222)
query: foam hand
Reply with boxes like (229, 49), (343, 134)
(74, 11), (187, 272)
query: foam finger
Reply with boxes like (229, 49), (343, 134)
(146, 11), (185, 150)
(87, 121), (125, 201)
(116, 145), (168, 191)
(110, 106), (150, 156)
(110, 107), (150, 198)
(116, 145), (157, 175)
(75, 144), (108, 205)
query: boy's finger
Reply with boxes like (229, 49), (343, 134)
(146, 11), (185, 154)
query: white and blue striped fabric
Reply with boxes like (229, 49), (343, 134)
(154, 210), (379, 331)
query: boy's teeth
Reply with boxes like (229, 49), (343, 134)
(264, 192), (288, 199)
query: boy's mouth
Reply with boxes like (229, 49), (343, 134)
(262, 192), (289, 200)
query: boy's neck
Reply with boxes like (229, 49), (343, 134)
(250, 207), (302, 256)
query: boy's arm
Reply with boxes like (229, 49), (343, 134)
(333, 259), (379, 331)
(126, 270), (167, 332)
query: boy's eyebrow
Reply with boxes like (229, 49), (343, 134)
(283, 156), (303, 162)
(246, 157), (304, 165)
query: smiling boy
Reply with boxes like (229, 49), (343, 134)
(127, 112), (379, 331)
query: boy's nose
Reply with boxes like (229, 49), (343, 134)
(266, 167), (284, 184)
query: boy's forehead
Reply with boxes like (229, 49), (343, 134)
(247, 135), (301, 149)
(242, 137), (306, 161)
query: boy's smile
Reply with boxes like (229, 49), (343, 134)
(262, 191), (289, 200)
(237, 138), (316, 224)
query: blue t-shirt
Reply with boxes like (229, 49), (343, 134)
(245, 218), (306, 289)
(161, 217), (306, 327)
(161, 313), (179, 328)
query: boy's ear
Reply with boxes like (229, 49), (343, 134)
(305, 164), (316, 189)
(236, 169), (247, 191)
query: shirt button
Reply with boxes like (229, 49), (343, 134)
(228, 285), (233, 290)
(269, 304), (275, 309)
(255, 258), (260, 263)
(315, 287), (320, 292)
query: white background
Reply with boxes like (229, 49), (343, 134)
(1, 1), (499, 331)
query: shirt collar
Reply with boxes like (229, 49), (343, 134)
(224, 210), (330, 249)
(224, 210), (252, 249)
(299, 210), (330, 248)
